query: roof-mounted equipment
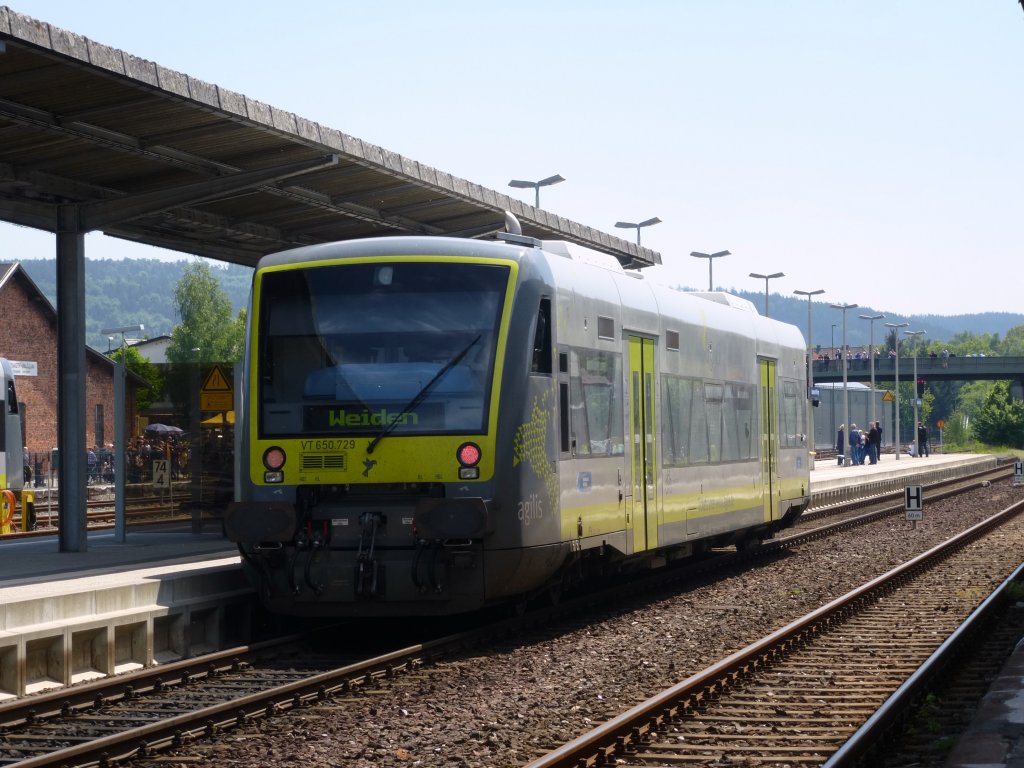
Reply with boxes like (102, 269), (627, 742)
(496, 212), (542, 248)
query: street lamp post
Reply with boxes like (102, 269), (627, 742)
(859, 313), (885, 430)
(690, 250), (730, 291)
(614, 217), (662, 246)
(885, 321), (909, 461)
(100, 322), (144, 543)
(830, 323), (837, 439)
(905, 330), (927, 456)
(830, 303), (858, 466)
(508, 174), (564, 208)
(749, 272), (785, 317)
(794, 289), (825, 451)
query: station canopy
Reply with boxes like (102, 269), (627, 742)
(0, 7), (661, 270)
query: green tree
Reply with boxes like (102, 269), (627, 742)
(972, 381), (1024, 448)
(110, 345), (162, 412)
(166, 261), (245, 365)
(165, 261), (246, 417)
(998, 325), (1024, 356)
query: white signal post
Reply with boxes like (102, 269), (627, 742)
(152, 458), (173, 513)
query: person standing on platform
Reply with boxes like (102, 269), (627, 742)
(875, 421), (884, 461)
(836, 424), (845, 466)
(917, 422), (930, 457)
(867, 422), (879, 464)
(849, 424), (861, 465)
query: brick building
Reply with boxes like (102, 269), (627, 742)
(0, 262), (132, 459)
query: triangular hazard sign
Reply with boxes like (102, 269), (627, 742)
(201, 366), (231, 393)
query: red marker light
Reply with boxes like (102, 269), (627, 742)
(457, 442), (481, 467)
(263, 447), (286, 470)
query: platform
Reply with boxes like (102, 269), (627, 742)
(0, 525), (246, 699)
(808, 450), (1000, 506)
(944, 636), (1024, 768)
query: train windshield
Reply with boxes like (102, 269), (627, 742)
(257, 261), (510, 438)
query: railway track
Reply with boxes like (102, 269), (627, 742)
(0, 463), (1017, 767)
(2, 494), (212, 540)
(0, 630), (442, 767)
(524, 497), (1024, 767)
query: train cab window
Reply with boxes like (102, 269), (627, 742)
(258, 261), (510, 437)
(6, 380), (17, 414)
(531, 298), (552, 375)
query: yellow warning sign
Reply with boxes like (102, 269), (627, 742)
(200, 365), (233, 411)
(882, 390), (894, 402)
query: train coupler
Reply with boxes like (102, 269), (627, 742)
(354, 511), (384, 597)
(355, 556), (382, 597)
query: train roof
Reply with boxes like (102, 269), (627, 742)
(255, 234), (806, 352)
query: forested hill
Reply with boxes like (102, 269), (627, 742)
(18, 258), (252, 351)
(15, 257), (1024, 352)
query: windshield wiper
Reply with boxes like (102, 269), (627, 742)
(365, 334), (481, 455)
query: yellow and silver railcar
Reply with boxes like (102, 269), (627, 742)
(226, 229), (811, 616)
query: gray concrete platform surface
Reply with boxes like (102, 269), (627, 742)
(944, 635), (1024, 768)
(0, 525), (247, 699)
(809, 450), (1000, 505)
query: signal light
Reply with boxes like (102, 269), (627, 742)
(916, 379), (925, 397)
(457, 442), (481, 467)
(263, 447), (286, 471)
(263, 447), (286, 483)
(457, 442), (481, 479)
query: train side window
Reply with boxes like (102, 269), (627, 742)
(531, 298), (552, 374)
(559, 381), (570, 454)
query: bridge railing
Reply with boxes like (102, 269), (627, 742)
(811, 355), (1024, 381)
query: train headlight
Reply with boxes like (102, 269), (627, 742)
(457, 442), (481, 480)
(263, 447), (286, 483)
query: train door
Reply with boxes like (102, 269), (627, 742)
(627, 336), (658, 552)
(759, 358), (778, 523)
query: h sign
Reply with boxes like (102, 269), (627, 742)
(905, 485), (923, 521)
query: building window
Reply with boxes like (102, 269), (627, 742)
(94, 404), (104, 448)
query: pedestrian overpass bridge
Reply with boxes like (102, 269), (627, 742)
(812, 355), (1024, 385)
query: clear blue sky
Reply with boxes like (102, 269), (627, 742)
(5, 2), (1024, 316)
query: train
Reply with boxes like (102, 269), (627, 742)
(225, 220), (812, 616)
(0, 358), (24, 494)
